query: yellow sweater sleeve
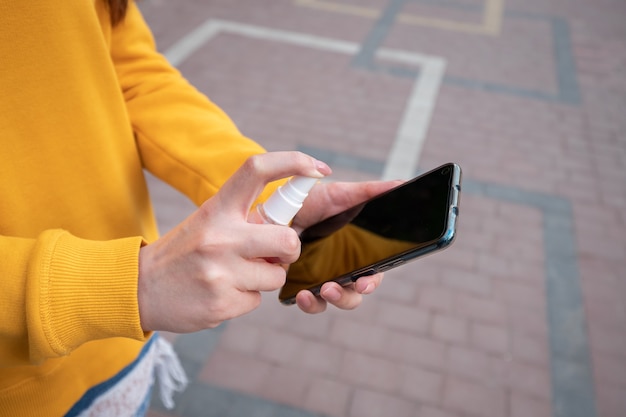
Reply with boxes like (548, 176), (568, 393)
(1, 231), (147, 366)
(1, 1), (277, 369)
(110, 3), (276, 206)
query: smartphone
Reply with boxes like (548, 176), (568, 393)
(279, 162), (462, 305)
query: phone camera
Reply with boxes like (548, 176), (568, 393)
(441, 167), (451, 175)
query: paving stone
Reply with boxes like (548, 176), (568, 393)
(443, 377), (507, 417)
(140, 1), (626, 416)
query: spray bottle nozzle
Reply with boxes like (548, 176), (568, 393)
(260, 176), (318, 226)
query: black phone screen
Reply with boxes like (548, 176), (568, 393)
(280, 163), (460, 303)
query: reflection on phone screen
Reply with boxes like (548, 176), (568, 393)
(280, 164), (459, 303)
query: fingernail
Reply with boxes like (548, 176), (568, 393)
(298, 292), (312, 309)
(322, 286), (341, 302)
(360, 282), (374, 294)
(314, 159), (332, 176)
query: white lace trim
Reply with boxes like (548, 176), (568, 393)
(75, 336), (188, 417)
(153, 336), (189, 409)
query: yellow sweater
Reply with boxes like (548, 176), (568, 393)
(0, 1), (270, 415)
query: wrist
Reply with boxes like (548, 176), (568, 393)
(137, 243), (156, 332)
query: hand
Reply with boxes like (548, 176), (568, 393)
(291, 179), (403, 313)
(137, 152), (331, 332)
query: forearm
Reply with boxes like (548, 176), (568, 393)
(111, 3), (273, 206)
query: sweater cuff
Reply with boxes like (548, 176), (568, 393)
(27, 230), (148, 362)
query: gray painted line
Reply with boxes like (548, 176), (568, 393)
(442, 16), (581, 105)
(350, 0), (581, 105)
(410, 0), (582, 106)
(351, 0), (407, 69)
(149, 149), (597, 417)
(550, 16), (581, 104)
(443, 75), (557, 101)
(350, 0), (416, 80)
(464, 178), (597, 417)
(177, 383), (326, 417)
(155, 12), (592, 416)
(411, 0), (484, 12)
(295, 147), (598, 417)
(151, 326), (327, 417)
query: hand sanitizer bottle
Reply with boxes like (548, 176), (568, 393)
(255, 176), (319, 226)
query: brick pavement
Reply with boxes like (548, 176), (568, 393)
(139, 0), (626, 416)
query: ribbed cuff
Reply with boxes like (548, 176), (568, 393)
(27, 230), (148, 362)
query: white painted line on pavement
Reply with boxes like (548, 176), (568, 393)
(164, 20), (446, 180)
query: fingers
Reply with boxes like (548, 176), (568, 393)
(323, 180), (404, 213)
(291, 180), (404, 234)
(295, 290), (327, 314)
(216, 152), (331, 218)
(240, 224), (301, 264)
(340, 180), (403, 210)
(321, 282), (362, 310)
(354, 273), (383, 294)
(295, 282), (361, 313)
(296, 273), (384, 314)
(238, 260), (288, 292)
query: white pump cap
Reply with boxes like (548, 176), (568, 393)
(262, 176), (318, 226)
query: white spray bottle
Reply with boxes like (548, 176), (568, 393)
(254, 176), (319, 226)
